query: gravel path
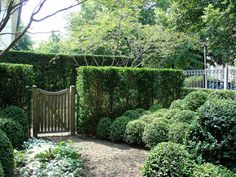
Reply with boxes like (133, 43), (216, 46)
(48, 136), (148, 177)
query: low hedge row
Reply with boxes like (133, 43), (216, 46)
(77, 66), (184, 134)
(0, 63), (34, 112)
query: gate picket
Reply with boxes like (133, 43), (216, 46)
(32, 86), (76, 137)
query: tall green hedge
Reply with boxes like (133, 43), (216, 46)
(77, 66), (184, 134)
(0, 63), (34, 110)
(1, 50), (131, 90)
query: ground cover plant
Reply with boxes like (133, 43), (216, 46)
(14, 138), (84, 177)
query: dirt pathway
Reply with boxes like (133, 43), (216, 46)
(48, 136), (148, 177)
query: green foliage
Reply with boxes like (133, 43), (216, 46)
(0, 162), (3, 177)
(168, 122), (189, 144)
(149, 104), (163, 112)
(171, 110), (198, 124)
(0, 118), (24, 148)
(109, 116), (131, 141)
(0, 63), (34, 110)
(133, 108), (146, 115)
(96, 117), (113, 139)
(0, 106), (29, 140)
(77, 66), (184, 134)
(1, 51), (130, 91)
(139, 109), (168, 124)
(122, 110), (141, 119)
(141, 142), (194, 177)
(208, 90), (236, 101)
(15, 139), (84, 177)
(192, 163), (236, 177)
(164, 108), (181, 120)
(169, 99), (184, 109)
(142, 118), (170, 148)
(124, 119), (146, 145)
(185, 99), (236, 168)
(182, 91), (208, 111)
(0, 129), (14, 177)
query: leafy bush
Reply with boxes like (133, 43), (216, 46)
(124, 119), (146, 145)
(15, 139), (84, 177)
(208, 90), (236, 101)
(139, 109), (168, 124)
(171, 110), (197, 124)
(0, 63), (34, 110)
(185, 99), (236, 168)
(164, 108), (181, 120)
(182, 91), (208, 111)
(0, 106), (29, 140)
(122, 110), (141, 119)
(0, 129), (14, 177)
(96, 117), (113, 139)
(0, 162), (4, 177)
(142, 119), (170, 148)
(0, 118), (24, 148)
(77, 66), (184, 134)
(168, 122), (189, 144)
(141, 142), (194, 177)
(149, 104), (162, 112)
(134, 108), (146, 114)
(192, 163), (236, 177)
(169, 99), (184, 109)
(109, 116), (131, 141)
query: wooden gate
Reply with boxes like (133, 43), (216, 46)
(32, 86), (75, 137)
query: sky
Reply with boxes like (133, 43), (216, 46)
(21, 0), (81, 45)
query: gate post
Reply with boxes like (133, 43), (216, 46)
(70, 86), (76, 135)
(32, 85), (39, 137)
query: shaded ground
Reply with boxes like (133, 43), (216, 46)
(48, 136), (148, 177)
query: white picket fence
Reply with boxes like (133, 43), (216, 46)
(184, 68), (236, 90)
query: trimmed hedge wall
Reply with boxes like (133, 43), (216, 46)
(77, 66), (184, 134)
(1, 50), (131, 91)
(0, 63), (34, 110)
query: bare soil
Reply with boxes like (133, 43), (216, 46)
(47, 136), (148, 177)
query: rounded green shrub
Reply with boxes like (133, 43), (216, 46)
(124, 119), (146, 145)
(0, 106), (28, 139)
(185, 99), (236, 168)
(0, 129), (14, 177)
(0, 162), (4, 177)
(208, 90), (236, 101)
(164, 108), (181, 120)
(192, 163), (236, 177)
(0, 118), (24, 148)
(139, 109), (167, 124)
(141, 142), (194, 177)
(169, 99), (184, 109)
(149, 104), (162, 112)
(96, 117), (113, 139)
(171, 110), (197, 124)
(109, 116), (131, 141)
(168, 122), (189, 144)
(142, 119), (170, 148)
(122, 110), (141, 119)
(134, 108), (146, 114)
(183, 91), (208, 111)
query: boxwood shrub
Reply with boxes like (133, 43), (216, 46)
(0, 162), (3, 177)
(185, 99), (236, 168)
(164, 108), (181, 120)
(109, 116), (131, 141)
(124, 119), (146, 145)
(139, 109), (168, 124)
(171, 110), (198, 124)
(0, 118), (24, 148)
(182, 91), (208, 111)
(0, 129), (14, 177)
(0, 106), (29, 140)
(149, 104), (163, 112)
(122, 110), (141, 119)
(169, 99), (184, 109)
(142, 118), (170, 148)
(192, 163), (236, 177)
(168, 122), (189, 144)
(141, 142), (194, 177)
(96, 117), (113, 139)
(208, 90), (236, 101)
